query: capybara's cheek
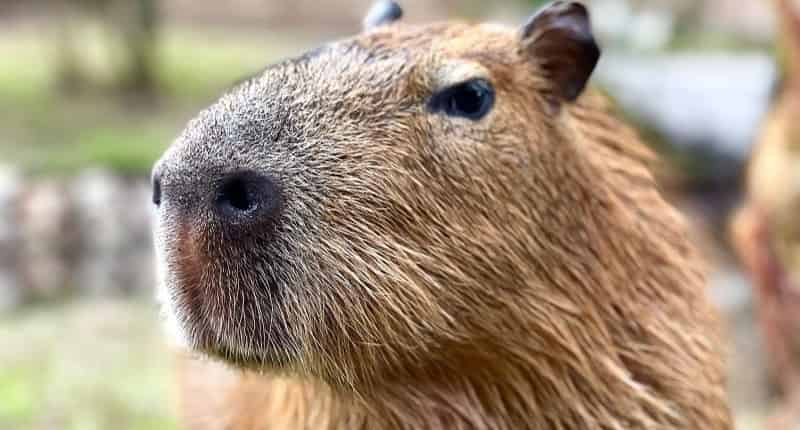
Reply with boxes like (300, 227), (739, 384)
(154, 216), (212, 343)
(154, 209), (301, 367)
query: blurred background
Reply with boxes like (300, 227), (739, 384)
(0, 0), (794, 428)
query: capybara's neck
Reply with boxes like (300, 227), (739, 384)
(182, 271), (730, 430)
(196, 342), (728, 430)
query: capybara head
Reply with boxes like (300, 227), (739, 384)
(153, 4), (728, 425)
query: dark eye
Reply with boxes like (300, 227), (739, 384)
(428, 79), (495, 120)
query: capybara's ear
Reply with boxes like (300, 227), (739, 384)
(363, 0), (403, 31)
(520, 1), (600, 105)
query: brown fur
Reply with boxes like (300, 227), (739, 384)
(155, 8), (731, 430)
(730, 1), (800, 426)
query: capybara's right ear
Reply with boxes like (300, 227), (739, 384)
(520, 1), (600, 106)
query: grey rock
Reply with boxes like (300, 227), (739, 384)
(19, 179), (75, 298)
(69, 170), (156, 295)
(596, 53), (775, 161)
(0, 165), (23, 310)
(71, 169), (130, 294)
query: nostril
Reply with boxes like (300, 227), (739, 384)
(214, 172), (281, 225)
(152, 173), (162, 206)
(218, 177), (255, 212)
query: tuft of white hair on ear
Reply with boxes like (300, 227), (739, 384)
(363, 0), (403, 31)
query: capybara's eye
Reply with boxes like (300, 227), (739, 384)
(428, 79), (495, 120)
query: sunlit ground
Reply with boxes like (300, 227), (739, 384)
(0, 298), (175, 430)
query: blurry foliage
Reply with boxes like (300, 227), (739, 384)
(528, 0), (548, 9)
(55, 0), (159, 98)
(0, 29), (305, 175)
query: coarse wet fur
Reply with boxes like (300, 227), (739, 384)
(153, 2), (731, 429)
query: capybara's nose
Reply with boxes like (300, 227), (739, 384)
(213, 171), (281, 224)
(153, 161), (281, 228)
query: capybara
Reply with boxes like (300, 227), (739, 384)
(152, 1), (731, 428)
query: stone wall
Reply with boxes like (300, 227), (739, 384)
(0, 167), (154, 310)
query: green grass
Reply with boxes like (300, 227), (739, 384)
(0, 27), (314, 176)
(9, 122), (175, 176)
(0, 298), (177, 430)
